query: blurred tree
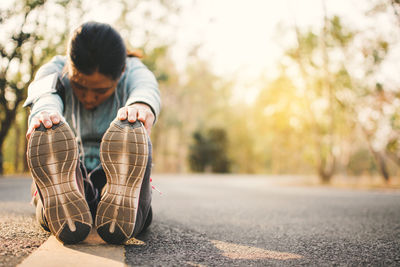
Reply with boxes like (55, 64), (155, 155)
(284, 14), (357, 182)
(361, 0), (400, 180)
(282, 3), (396, 181)
(147, 48), (233, 173)
(208, 128), (230, 173)
(390, 0), (400, 25)
(142, 46), (185, 172)
(113, 0), (180, 49)
(0, 1), (43, 174)
(337, 0), (397, 181)
(252, 73), (314, 174)
(0, 0), (83, 175)
(189, 131), (210, 172)
(189, 128), (230, 173)
(181, 60), (233, 173)
(222, 107), (261, 174)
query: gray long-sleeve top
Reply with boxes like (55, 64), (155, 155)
(23, 55), (161, 170)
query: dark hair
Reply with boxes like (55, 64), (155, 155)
(68, 22), (126, 80)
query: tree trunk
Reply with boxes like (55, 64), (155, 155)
(14, 123), (20, 173)
(0, 105), (19, 176)
(0, 149), (3, 176)
(386, 151), (400, 168)
(371, 150), (390, 182)
(23, 108), (29, 172)
(362, 127), (390, 182)
(0, 111), (14, 176)
(318, 153), (335, 184)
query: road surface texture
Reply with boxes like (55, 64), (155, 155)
(0, 177), (49, 267)
(1, 174), (399, 266)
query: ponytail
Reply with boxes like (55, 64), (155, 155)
(127, 49), (143, 58)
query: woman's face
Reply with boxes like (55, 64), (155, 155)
(68, 64), (119, 110)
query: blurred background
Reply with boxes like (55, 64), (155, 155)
(1, 0), (400, 186)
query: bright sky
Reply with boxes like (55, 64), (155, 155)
(172, 0), (369, 77)
(2, 0), (399, 101)
(169, 0), (398, 102)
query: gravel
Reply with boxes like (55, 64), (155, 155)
(0, 178), (50, 267)
(0, 202), (50, 267)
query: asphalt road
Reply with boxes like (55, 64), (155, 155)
(0, 177), (49, 267)
(130, 175), (400, 266)
(1, 175), (399, 266)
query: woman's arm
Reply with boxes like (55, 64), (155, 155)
(24, 56), (66, 139)
(120, 57), (161, 134)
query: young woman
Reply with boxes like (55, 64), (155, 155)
(24, 21), (160, 244)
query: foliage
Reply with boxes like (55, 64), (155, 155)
(189, 128), (230, 173)
(0, 0), (83, 174)
(2, 0), (400, 182)
(274, 12), (398, 182)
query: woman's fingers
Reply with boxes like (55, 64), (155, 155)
(26, 117), (40, 139)
(118, 106), (128, 120)
(118, 104), (155, 135)
(136, 108), (147, 123)
(127, 106), (138, 123)
(26, 111), (62, 140)
(40, 111), (52, 128)
(139, 109), (154, 135)
(49, 112), (61, 124)
(118, 106), (138, 122)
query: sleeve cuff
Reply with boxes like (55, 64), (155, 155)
(28, 94), (64, 127)
(23, 73), (59, 107)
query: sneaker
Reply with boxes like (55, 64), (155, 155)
(27, 122), (92, 244)
(96, 119), (149, 244)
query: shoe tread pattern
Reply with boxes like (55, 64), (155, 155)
(96, 120), (148, 244)
(27, 122), (92, 244)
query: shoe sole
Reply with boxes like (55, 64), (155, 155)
(96, 120), (149, 244)
(27, 122), (92, 244)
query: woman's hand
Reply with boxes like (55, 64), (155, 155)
(117, 103), (155, 135)
(26, 111), (62, 140)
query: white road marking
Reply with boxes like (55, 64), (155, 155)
(211, 240), (303, 260)
(18, 232), (125, 267)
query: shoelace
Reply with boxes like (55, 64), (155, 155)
(150, 178), (162, 195)
(30, 190), (38, 206)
